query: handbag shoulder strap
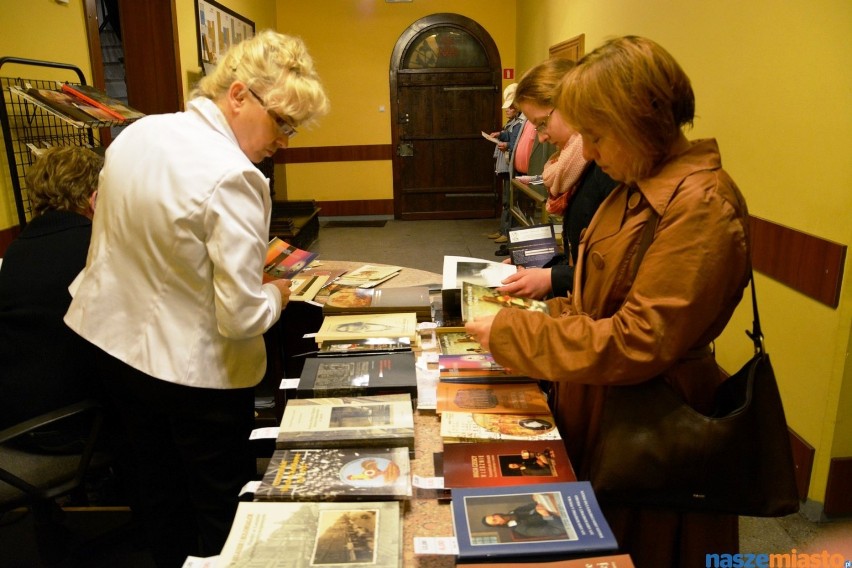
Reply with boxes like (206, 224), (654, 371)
(746, 270), (764, 355)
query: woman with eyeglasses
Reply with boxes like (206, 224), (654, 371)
(65, 30), (329, 566)
(498, 57), (617, 300)
(466, 36), (748, 565)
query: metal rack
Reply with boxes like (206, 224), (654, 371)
(0, 57), (126, 227)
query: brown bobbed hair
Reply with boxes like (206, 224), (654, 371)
(555, 36), (695, 180)
(26, 145), (103, 217)
(514, 57), (577, 109)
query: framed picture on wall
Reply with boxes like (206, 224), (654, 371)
(194, 0), (255, 77)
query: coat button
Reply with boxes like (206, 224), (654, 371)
(591, 251), (604, 269)
(627, 192), (642, 209)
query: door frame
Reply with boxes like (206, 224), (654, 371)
(389, 13), (502, 220)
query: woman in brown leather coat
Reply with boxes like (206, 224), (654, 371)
(465, 36), (750, 567)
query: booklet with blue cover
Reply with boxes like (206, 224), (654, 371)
(451, 481), (617, 562)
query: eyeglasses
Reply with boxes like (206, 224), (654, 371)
(247, 87), (297, 139)
(534, 108), (555, 133)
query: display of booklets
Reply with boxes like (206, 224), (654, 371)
(440, 410), (562, 444)
(263, 237), (318, 281)
(296, 352), (417, 400)
(314, 312), (418, 346)
(276, 394), (415, 451)
(436, 382), (551, 415)
(217, 501), (402, 568)
(10, 85), (118, 126)
(61, 82), (145, 122)
(442, 255), (517, 290)
(461, 553), (634, 567)
(318, 337), (413, 357)
(288, 273), (329, 302)
(322, 285), (432, 321)
(336, 264), (403, 288)
(254, 447), (412, 501)
(461, 281), (549, 322)
(507, 223), (559, 268)
(442, 440), (576, 488)
(451, 481), (617, 562)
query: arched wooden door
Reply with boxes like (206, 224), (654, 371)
(390, 14), (502, 220)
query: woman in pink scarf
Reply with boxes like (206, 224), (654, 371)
(500, 59), (617, 299)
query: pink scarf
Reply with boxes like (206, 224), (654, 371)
(542, 134), (587, 215)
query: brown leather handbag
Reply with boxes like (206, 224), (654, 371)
(589, 274), (800, 516)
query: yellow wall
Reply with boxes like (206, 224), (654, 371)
(516, 0), (852, 503)
(0, 0), (93, 229)
(275, 0), (517, 202)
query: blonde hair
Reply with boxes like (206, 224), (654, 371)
(556, 36), (695, 181)
(514, 58), (576, 108)
(192, 29), (329, 127)
(26, 146), (103, 216)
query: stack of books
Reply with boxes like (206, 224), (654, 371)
(451, 481), (618, 562)
(313, 312), (419, 348)
(275, 393), (415, 454)
(219, 501), (403, 567)
(295, 351), (418, 401)
(321, 285), (432, 322)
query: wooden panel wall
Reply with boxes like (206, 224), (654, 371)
(750, 215), (846, 308)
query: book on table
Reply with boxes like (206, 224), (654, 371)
(437, 353), (534, 383)
(263, 237), (318, 281)
(440, 410), (562, 444)
(436, 381), (551, 415)
(335, 264), (403, 288)
(441, 440), (576, 488)
(451, 481), (617, 562)
(317, 336), (413, 357)
(276, 393), (415, 451)
(254, 447), (412, 502)
(296, 352), (418, 400)
(507, 223), (559, 268)
(61, 83), (145, 122)
(217, 501), (402, 568)
(322, 285), (432, 321)
(461, 281), (549, 322)
(288, 272), (329, 302)
(436, 326), (486, 355)
(460, 553), (635, 567)
(442, 255), (517, 290)
(314, 312), (419, 346)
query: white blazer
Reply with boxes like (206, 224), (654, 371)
(65, 98), (283, 389)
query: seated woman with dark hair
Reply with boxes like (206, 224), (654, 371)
(0, 145), (102, 452)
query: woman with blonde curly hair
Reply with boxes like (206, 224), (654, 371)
(65, 30), (329, 565)
(0, 146), (102, 448)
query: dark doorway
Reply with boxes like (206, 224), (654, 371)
(84, 0), (183, 133)
(389, 14), (502, 220)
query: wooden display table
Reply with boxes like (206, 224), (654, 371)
(259, 260), (456, 565)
